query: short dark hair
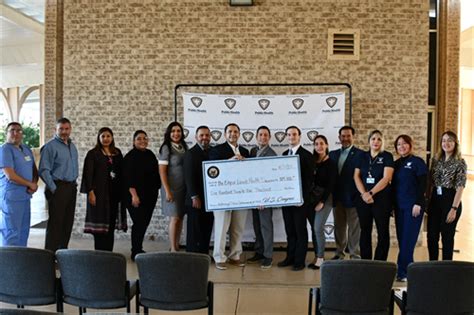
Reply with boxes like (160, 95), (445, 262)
(339, 125), (355, 135)
(224, 123), (240, 133)
(57, 117), (71, 125)
(196, 125), (210, 133)
(285, 126), (301, 135)
(394, 134), (413, 153)
(6, 122), (21, 131)
(256, 125), (271, 135)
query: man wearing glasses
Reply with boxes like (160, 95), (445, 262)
(0, 122), (39, 246)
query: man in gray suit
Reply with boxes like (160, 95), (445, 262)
(247, 126), (277, 269)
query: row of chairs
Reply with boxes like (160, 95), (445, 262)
(1, 247), (473, 315)
(308, 260), (474, 315)
(0, 247), (213, 314)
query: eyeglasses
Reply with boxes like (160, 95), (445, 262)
(7, 128), (23, 134)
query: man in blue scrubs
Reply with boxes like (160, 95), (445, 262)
(0, 122), (39, 246)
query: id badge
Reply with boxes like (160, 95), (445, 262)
(24, 156), (32, 162)
(366, 177), (375, 184)
(436, 186), (442, 195)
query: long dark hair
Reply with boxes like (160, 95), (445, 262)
(159, 122), (188, 153)
(313, 135), (329, 162)
(436, 130), (462, 161)
(94, 127), (118, 154)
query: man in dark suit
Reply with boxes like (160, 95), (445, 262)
(184, 125), (214, 254)
(247, 126), (277, 269)
(208, 123), (250, 270)
(277, 126), (314, 271)
(329, 126), (363, 260)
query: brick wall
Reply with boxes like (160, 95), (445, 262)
(46, 0), (430, 241)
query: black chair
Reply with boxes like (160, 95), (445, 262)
(135, 252), (213, 314)
(0, 310), (60, 315)
(309, 260), (396, 315)
(401, 261), (474, 315)
(0, 247), (60, 312)
(55, 249), (136, 315)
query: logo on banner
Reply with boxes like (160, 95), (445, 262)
(183, 128), (189, 139)
(275, 131), (286, 143)
(207, 166), (220, 179)
(211, 130), (222, 142)
(242, 131), (254, 143)
(292, 98), (304, 110)
(191, 97), (203, 108)
(258, 99), (270, 110)
(224, 98), (237, 110)
(324, 224), (335, 236)
(307, 130), (319, 142)
(325, 96), (337, 108)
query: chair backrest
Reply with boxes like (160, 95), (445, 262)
(0, 247), (56, 306)
(406, 261), (474, 315)
(56, 249), (127, 305)
(319, 260), (396, 315)
(135, 252), (211, 309)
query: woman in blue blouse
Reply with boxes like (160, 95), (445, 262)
(392, 134), (427, 281)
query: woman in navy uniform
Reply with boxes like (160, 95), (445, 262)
(392, 135), (427, 281)
(427, 131), (467, 261)
(354, 130), (394, 261)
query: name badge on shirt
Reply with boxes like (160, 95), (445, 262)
(437, 186), (443, 195)
(24, 156), (32, 162)
(366, 177), (375, 184)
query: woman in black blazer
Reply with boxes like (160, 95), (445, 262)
(81, 127), (126, 251)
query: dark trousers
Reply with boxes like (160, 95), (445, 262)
(186, 206), (214, 254)
(427, 188), (462, 261)
(93, 201), (118, 251)
(127, 198), (156, 255)
(282, 205), (308, 267)
(45, 181), (77, 252)
(356, 193), (391, 261)
(395, 204), (423, 278)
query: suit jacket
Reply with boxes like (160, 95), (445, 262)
(209, 141), (250, 161)
(329, 145), (363, 208)
(283, 146), (314, 206)
(183, 144), (209, 208)
(249, 145), (277, 158)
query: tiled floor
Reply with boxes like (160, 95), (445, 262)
(1, 179), (473, 314)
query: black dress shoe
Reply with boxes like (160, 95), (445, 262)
(277, 258), (294, 267)
(292, 264), (305, 271)
(307, 263), (320, 270)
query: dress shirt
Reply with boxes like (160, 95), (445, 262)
(39, 136), (79, 192)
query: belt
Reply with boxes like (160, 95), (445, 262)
(54, 180), (76, 185)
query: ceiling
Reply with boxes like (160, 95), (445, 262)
(0, 0), (44, 89)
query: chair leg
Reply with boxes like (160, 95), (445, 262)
(144, 306), (149, 315)
(56, 278), (64, 313)
(389, 289), (394, 315)
(208, 281), (214, 315)
(308, 288), (313, 315)
(136, 279), (140, 314)
(78, 307), (82, 315)
(125, 280), (131, 313)
(315, 288), (321, 315)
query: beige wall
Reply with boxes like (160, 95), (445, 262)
(46, 0), (432, 238)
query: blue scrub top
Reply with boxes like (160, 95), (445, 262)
(393, 155), (427, 208)
(355, 150), (394, 191)
(0, 143), (35, 201)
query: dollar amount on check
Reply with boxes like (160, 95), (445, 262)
(203, 155), (303, 211)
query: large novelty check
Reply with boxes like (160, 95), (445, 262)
(203, 155), (303, 211)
